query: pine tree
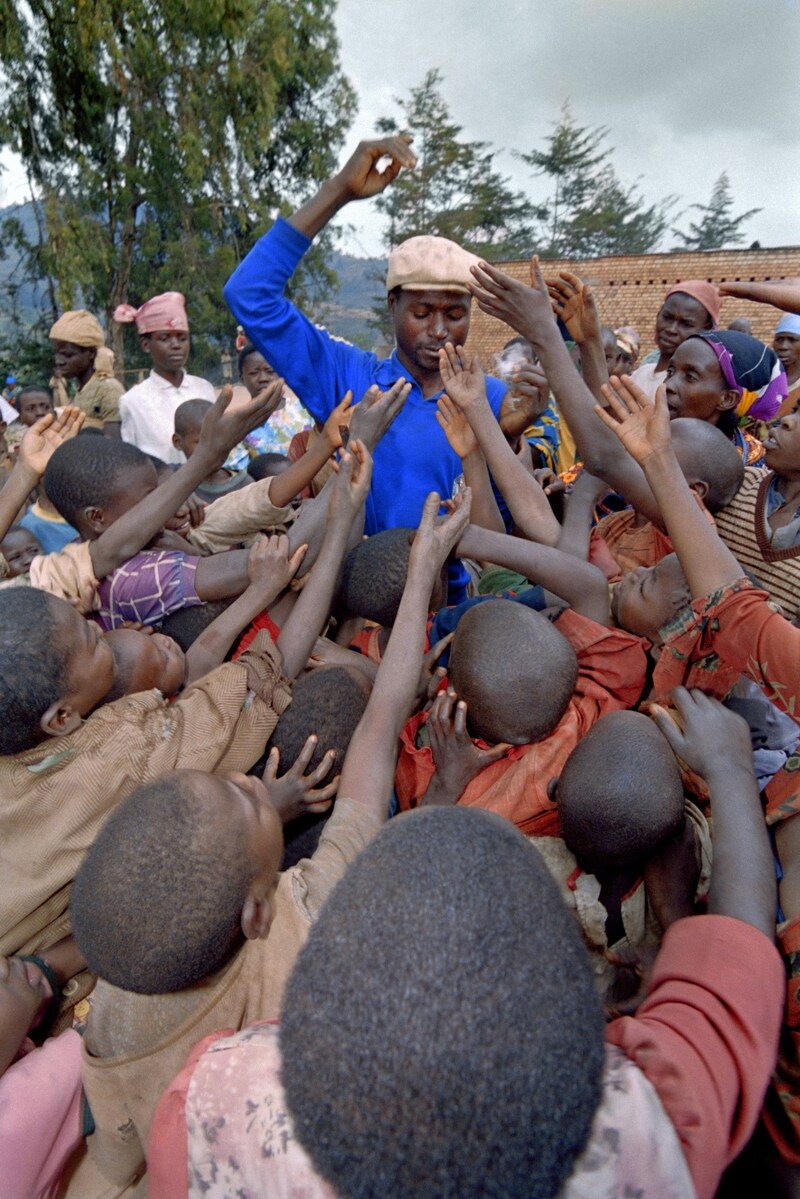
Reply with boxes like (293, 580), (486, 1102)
(672, 173), (761, 251)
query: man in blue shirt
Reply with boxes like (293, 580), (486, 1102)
(223, 135), (507, 599)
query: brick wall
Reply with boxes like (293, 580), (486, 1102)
(466, 246), (800, 368)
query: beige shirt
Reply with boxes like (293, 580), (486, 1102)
(82, 796), (384, 1189)
(77, 374), (124, 427)
(0, 632), (291, 957)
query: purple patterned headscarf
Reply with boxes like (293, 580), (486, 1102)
(691, 330), (787, 421)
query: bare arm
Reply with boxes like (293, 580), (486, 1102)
(267, 392), (353, 508)
(457, 523), (610, 625)
(719, 279), (800, 315)
(184, 535), (307, 684)
(557, 470), (611, 562)
(339, 488), (472, 817)
(276, 440), (372, 680)
(468, 260), (665, 526)
(89, 385), (280, 579)
(439, 344), (561, 545)
(0, 408), (85, 542)
(435, 393), (505, 534)
(652, 689), (775, 939)
(594, 375), (743, 596)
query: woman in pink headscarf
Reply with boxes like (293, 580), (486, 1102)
(629, 281), (721, 403)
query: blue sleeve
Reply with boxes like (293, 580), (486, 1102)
(223, 218), (377, 424)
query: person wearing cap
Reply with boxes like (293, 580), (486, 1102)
(630, 282), (721, 403)
(115, 292), (215, 465)
(772, 314), (800, 419)
(49, 310), (124, 435)
(223, 136), (506, 601)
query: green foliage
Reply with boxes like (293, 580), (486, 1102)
(0, 0), (356, 372)
(375, 70), (542, 260)
(518, 102), (674, 259)
(672, 172), (761, 251)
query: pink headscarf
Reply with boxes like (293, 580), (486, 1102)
(113, 292), (189, 334)
(663, 281), (721, 327)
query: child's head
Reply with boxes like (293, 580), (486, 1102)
(554, 711), (684, 868)
(49, 309), (105, 381)
(449, 599), (579, 745)
(104, 628), (186, 701)
(43, 436), (158, 539)
(0, 526), (42, 577)
(71, 769), (284, 993)
(16, 386), (55, 427)
(172, 398), (212, 460)
(611, 553), (691, 642)
(669, 417), (744, 512)
(247, 452), (291, 482)
(238, 344), (281, 398)
(339, 527), (448, 626)
(655, 282), (719, 359)
(0, 590), (116, 754)
(280, 807), (604, 1198)
(159, 598), (234, 652)
(267, 666), (371, 777)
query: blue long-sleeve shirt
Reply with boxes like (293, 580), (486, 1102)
(224, 219), (507, 545)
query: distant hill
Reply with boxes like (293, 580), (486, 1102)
(0, 201), (386, 348)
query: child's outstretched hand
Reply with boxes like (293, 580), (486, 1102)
(321, 390), (354, 453)
(545, 270), (601, 346)
(422, 689), (510, 806)
(261, 737), (340, 820)
(328, 438), (373, 524)
(468, 256), (556, 343)
(18, 405), (85, 477)
(409, 486), (472, 578)
(594, 374), (672, 466)
(247, 532), (308, 596)
(348, 379), (410, 450)
(436, 392), (479, 459)
(439, 342), (489, 414)
(650, 687), (755, 782)
(199, 381), (283, 461)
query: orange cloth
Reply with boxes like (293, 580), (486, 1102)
(395, 609), (648, 835)
(592, 496), (714, 584)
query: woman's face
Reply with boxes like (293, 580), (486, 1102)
(241, 351), (280, 398)
(663, 339), (737, 424)
(655, 293), (712, 359)
(762, 407), (800, 478)
(774, 333), (800, 383)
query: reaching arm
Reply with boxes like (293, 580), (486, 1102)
(0, 408), (85, 542)
(468, 259), (666, 526)
(594, 375), (743, 597)
(276, 440), (372, 680)
(435, 393), (505, 533)
(457, 523), (610, 625)
(652, 689), (775, 939)
(267, 392), (353, 508)
(545, 269), (610, 401)
(719, 279), (800, 315)
(339, 487), (472, 818)
(184, 535), (307, 685)
(557, 470), (610, 562)
(89, 385), (280, 579)
(287, 136), (417, 241)
(439, 344), (561, 545)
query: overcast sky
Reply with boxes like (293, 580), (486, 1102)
(332, 0), (800, 257)
(1, 0), (798, 263)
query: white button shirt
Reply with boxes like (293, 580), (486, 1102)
(120, 370), (215, 464)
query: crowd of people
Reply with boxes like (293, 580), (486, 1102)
(1, 133), (800, 1198)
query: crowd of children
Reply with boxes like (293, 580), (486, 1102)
(1, 132), (800, 1198)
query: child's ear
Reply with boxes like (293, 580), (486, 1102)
(83, 505), (107, 536)
(689, 480), (709, 502)
(138, 334), (152, 356)
(40, 699), (82, 738)
(546, 775), (559, 803)
(718, 388), (740, 413)
(240, 890), (275, 941)
(171, 433), (182, 451)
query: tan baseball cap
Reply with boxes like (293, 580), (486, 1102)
(386, 236), (480, 294)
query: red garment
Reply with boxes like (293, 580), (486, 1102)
(233, 610), (281, 659)
(592, 495), (714, 584)
(607, 915), (783, 1199)
(395, 609), (648, 836)
(349, 625), (384, 663)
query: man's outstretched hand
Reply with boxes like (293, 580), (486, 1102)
(594, 374), (672, 466)
(335, 136), (417, 202)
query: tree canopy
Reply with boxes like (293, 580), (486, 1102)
(0, 0), (355, 372)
